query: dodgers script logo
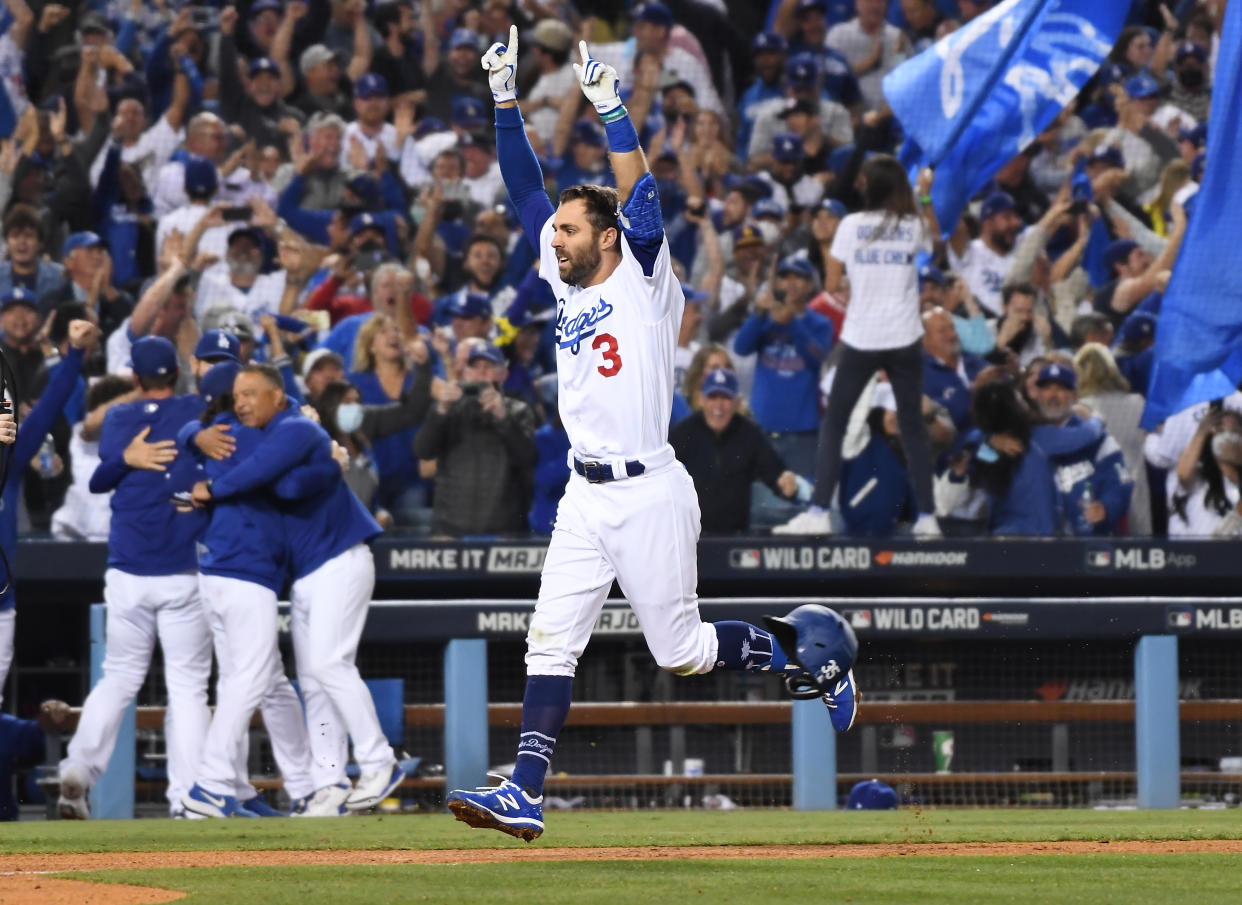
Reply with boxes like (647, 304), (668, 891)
(556, 297), (614, 354)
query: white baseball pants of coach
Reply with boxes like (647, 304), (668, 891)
(0, 608), (13, 708)
(196, 575), (315, 801)
(526, 457), (718, 678)
(290, 543), (394, 783)
(61, 570), (211, 812)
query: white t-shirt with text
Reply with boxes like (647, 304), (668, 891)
(829, 211), (930, 351)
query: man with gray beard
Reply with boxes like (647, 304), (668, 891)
(193, 228), (287, 321)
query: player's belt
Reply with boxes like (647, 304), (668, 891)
(573, 458), (646, 484)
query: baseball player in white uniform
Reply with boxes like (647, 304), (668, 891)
(447, 29), (860, 842)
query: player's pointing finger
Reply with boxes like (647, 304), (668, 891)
(579, 40), (591, 66)
(508, 23), (518, 57)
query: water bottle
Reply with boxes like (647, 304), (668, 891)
(37, 435), (55, 478)
(1076, 480), (1093, 535)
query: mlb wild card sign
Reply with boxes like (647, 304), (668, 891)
(884, 0), (1128, 234)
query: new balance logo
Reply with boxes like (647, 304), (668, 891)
(495, 793), (520, 811)
(833, 678), (851, 697)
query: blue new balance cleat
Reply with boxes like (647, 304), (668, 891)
(241, 793), (287, 817)
(182, 783), (260, 818)
(822, 669), (859, 733)
(447, 778), (544, 842)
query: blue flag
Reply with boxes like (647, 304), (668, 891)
(1140, 0), (1242, 429)
(883, 0), (1127, 236)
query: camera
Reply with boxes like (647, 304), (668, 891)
(190, 6), (218, 29)
(221, 206), (253, 223)
(459, 381), (488, 397)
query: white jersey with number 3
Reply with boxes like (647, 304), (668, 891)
(539, 219), (684, 461)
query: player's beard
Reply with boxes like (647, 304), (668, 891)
(560, 243), (602, 287)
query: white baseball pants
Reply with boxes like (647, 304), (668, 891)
(290, 543), (394, 780)
(0, 608), (13, 708)
(61, 570), (211, 811)
(527, 460), (718, 678)
(196, 575), (314, 800)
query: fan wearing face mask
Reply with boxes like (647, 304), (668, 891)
(1171, 407), (1242, 538)
(315, 381), (384, 525)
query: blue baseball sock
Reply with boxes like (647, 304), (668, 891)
(509, 674), (573, 797)
(712, 621), (793, 673)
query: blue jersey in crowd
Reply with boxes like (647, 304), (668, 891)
(734, 308), (835, 434)
(923, 351), (989, 433)
(0, 347), (85, 610)
(91, 392), (208, 576)
(840, 433), (917, 536)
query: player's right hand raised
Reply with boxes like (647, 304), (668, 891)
(481, 24), (519, 104)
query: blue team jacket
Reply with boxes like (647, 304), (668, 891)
(840, 433), (917, 536)
(91, 393), (208, 577)
(1045, 414), (1133, 536)
(923, 351), (988, 433)
(0, 346), (85, 610)
(206, 406), (381, 582)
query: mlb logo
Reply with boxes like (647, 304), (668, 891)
(847, 609), (872, 630)
(1167, 607), (1193, 630)
(1085, 548), (1112, 569)
(729, 549), (760, 569)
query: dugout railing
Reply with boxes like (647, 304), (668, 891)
(59, 597), (1242, 818)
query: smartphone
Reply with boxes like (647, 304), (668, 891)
(459, 381), (488, 397)
(687, 201), (707, 218)
(222, 206), (253, 222)
(1069, 200), (1087, 216)
(351, 249), (384, 272)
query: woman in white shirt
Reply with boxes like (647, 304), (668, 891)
(775, 155), (939, 536)
(1170, 408), (1242, 538)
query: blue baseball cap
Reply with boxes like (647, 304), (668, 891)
(847, 779), (897, 810)
(249, 0), (281, 16)
(62, 231), (104, 257)
(979, 192), (1015, 220)
(248, 57), (281, 78)
(1125, 72), (1160, 100)
(414, 117), (448, 138)
(449, 292), (492, 319)
(346, 173), (381, 208)
(1178, 121), (1207, 148)
(200, 360), (241, 405)
(130, 336), (179, 377)
(702, 368), (739, 399)
(919, 264), (945, 286)
(466, 341), (505, 365)
(634, 1), (673, 26)
(183, 154), (217, 197)
(1117, 312), (1157, 347)
(681, 283), (710, 303)
(194, 329), (241, 363)
(753, 198), (785, 220)
(1176, 41), (1208, 64)
(349, 212), (385, 239)
(785, 52), (819, 88)
(1036, 362), (1077, 390)
(0, 286), (38, 311)
(570, 119), (605, 146)
(449, 28), (480, 50)
(355, 72), (388, 98)
(1096, 61), (1128, 86)
(772, 132), (804, 162)
(752, 32), (787, 54)
(819, 198), (848, 219)
(1087, 143), (1124, 169)
(797, 0), (829, 12)
(451, 95), (487, 127)
(777, 254), (815, 280)
(1103, 238), (1139, 273)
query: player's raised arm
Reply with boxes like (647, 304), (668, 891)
(482, 25), (554, 250)
(574, 41), (650, 211)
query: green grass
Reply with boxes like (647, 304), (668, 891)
(9, 811), (1242, 905)
(5, 809), (1242, 854)
(67, 855), (1242, 905)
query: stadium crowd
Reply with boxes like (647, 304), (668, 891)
(0, 0), (1234, 539)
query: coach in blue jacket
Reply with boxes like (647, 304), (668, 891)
(1032, 363), (1133, 536)
(189, 363), (403, 814)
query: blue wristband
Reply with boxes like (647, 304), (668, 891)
(603, 109), (640, 154)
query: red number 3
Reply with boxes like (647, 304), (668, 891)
(592, 333), (622, 377)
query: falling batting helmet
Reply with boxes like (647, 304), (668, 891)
(763, 604), (858, 698)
